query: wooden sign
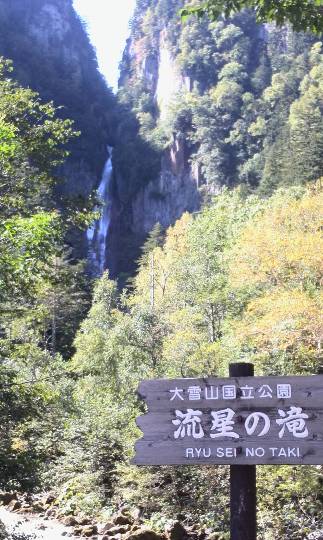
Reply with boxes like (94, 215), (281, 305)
(132, 375), (323, 465)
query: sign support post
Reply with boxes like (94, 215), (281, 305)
(229, 362), (256, 540)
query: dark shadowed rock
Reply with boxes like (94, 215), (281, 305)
(62, 515), (78, 526)
(0, 492), (17, 506)
(114, 513), (133, 526)
(7, 500), (21, 512)
(73, 525), (84, 536)
(41, 493), (56, 506)
(124, 528), (166, 540)
(105, 524), (131, 536)
(165, 522), (188, 540)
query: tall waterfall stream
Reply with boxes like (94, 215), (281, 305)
(87, 146), (113, 274)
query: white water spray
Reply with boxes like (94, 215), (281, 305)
(87, 146), (113, 274)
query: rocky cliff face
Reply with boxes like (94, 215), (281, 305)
(131, 134), (200, 236)
(109, 2), (203, 277)
(128, 23), (201, 234)
(0, 0), (116, 257)
(109, 1), (318, 279)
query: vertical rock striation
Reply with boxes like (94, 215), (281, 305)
(0, 0), (116, 258)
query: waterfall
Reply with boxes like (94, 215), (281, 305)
(87, 146), (113, 274)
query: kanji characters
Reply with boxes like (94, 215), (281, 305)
(205, 386), (219, 400)
(170, 387), (184, 401)
(168, 382), (293, 401)
(223, 385), (236, 399)
(210, 408), (239, 439)
(258, 384), (273, 398)
(241, 385), (254, 399)
(172, 409), (204, 439)
(277, 384), (292, 399)
(276, 406), (309, 438)
(171, 406), (310, 440)
(187, 386), (202, 400)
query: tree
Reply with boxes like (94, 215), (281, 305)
(0, 58), (77, 218)
(0, 58), (92, 491)
(181, 0), (323, 34)
(229, 183), (323, 373)
(287, 43), (323, 185)
(138, 222), (166, 265)
(37, 251), (90, 358)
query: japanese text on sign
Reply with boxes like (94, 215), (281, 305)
(172, 407), (309, 440)
(169, 384), (292, 401)
(133, 375), (323, 465)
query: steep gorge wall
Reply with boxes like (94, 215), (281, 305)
(128, 25), (201, 237)
(0, 0), (318, 277)
(0, 0), (116, 257)
(109, 1), (260, 277)
(109, 1), (319, 278)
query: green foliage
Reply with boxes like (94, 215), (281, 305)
(0, 58), (92, 491)
(0, 213), (61, 302)
(0, 57), (77, 217)
(55, 183), (323, 537)
(138, 222), (166, 267)
(181, 0), (323, 34)
(1, 2), (323, 537)
(120, 1), (323, 197)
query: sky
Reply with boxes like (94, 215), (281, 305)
(73, 0), (136, 91)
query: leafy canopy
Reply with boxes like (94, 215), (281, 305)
(181, 0), (323, 34)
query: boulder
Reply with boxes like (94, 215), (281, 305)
(130, 526), (141, 533)
(0, 492), (17, 506)
(62, 515), (78, 526)
(32, 502), (46, 513)
(99, 522), (115, 535)
(80, 524), (98, 537)
(165, 522), (188, 540)
(124, 528), (166, 540)
(78, 518), (91, 526)
(45, 507), (57, 519)
(114, 513), (133, 526)
(41, 493), (56, 506)
(7, 500), (21, 512)
(104, 525), (130, 536)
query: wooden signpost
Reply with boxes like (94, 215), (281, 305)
(132, 363), (323, 540)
